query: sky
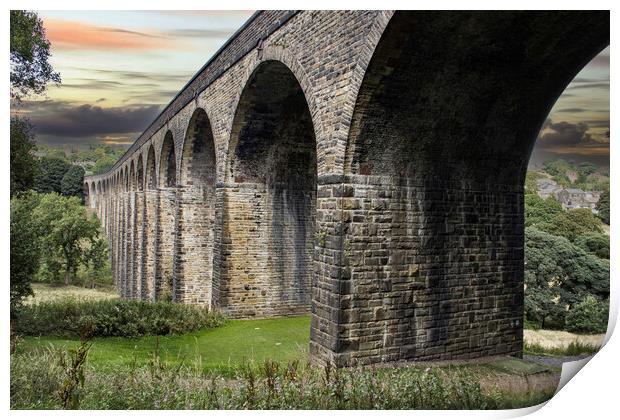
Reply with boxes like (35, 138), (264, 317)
(12, 11), (610, 167)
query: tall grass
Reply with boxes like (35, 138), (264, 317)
(10, 343), (553, 410)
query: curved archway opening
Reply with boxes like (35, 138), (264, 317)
(144, 145), (158, 301)
(175, 108), (217, 306)
(223, 60), (317, 317)
(335, 11), (608, 365)
(156, 132), (177, 299)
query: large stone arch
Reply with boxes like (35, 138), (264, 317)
(314, 11), (610, 366)
(221, 59), (318, 317)
(156, 131), (177, 299)
(144, 144), (158, 300)
(174, 108), (217, 306)
(134, 155), (146, 299)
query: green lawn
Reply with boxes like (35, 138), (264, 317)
(18, 315), (311, 372)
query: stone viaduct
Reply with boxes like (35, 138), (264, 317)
(84, 10), (609, 366)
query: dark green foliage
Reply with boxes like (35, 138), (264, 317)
(535, 208), (603, 242)
(10, 117), (38, 196)
(524, 227), (609, 329)
(61, 165), (86, 199)
(57, 338), (92, 409)
(35, 157), (71, 194)
(524, 193), (563, 227)
(10, 10), (60, 101)
(596, 189), (610, 225)
(574, 232), (610, 259)
(13, 299), (226, 338)
(10, 192), (41, 316)
(565, 295), (609, 334)
(91, 155), (118, 175)
(543, 159), (571, 178)
(524, 171), (544, 194)
(11, 192), (108, 288)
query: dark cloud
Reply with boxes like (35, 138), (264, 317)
(165, 29), (233, 38)
(71, 67), (190, 84)
(21, 100), (161, 138)
(556, 107), (587, 113)
(537, 120), (594, 147)
(567, 82), (609, 90)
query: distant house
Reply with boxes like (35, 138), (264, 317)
(535, 178), (600, 213)
(555, 188), (600, 213)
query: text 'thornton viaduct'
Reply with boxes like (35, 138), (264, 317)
(84, 10), (609, 366)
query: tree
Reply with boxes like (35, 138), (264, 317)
(31, 194), (102, 285)
(524, 193), (563, 227)
(10, 117), (38, 196)
(35, 157), (71, 194)
(61, 165), (86, 199)
(10, 192), (42, 316)
(535, 208), (603, 242)
(574, 232), (610, 259)
(10, 10), (60, 101)
(596, 189), (610, 225)
(525, 227), (609, 329)
(565, 295), (609, 334)
(92, 155), (118, 175)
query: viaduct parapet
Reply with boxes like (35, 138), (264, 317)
(84, 10), (609, 366)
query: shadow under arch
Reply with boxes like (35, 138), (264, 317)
(174, 108), (217, 306)
(221, 59), (318, 318)
(326, 10), (609, 366)
(156, 131), (177, 300)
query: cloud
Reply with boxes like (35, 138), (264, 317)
(537, 120), (595, 147)
(165, 29), (234, 38)
(20, 100), (161, 138)
(45, 19), (176, 51)
(556, 108), (587, 113)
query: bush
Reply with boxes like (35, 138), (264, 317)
(574, 232), (610, 259)
(13, 298), (226, 338)
(565, 295), (609, 334)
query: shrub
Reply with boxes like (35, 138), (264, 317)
(565, 295), (609, 334)
(13, 298), (226, 338)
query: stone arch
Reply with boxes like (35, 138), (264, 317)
(222, 59), (317, 317)
(328, 11), (609, 365)
(156, 131), (177, 299)
(159, 131), (177, 188)
(143, 144), (158, 301)
(84, 182), (91, 207)
(174, 108), (217, 306)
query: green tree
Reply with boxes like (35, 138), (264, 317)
(543, 159), (571, 178)
(10, 192), (42, 316)
(32, 194), (102, 285)
(574, 232), (610, 259)
(61, 165), (86, 199)
(535, 208), (603, 242)
(92, 155), (118, 175)
(565, 295), (609, 334)
(35, 157), (71, 194)
(524, 227), (609, 329)
(10, 10), (60, 101)
(596, 189), (610, 225)
(10, 117), (38, 196)
(524, 193), (563, 227)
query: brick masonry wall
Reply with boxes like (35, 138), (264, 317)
(84, 10), (609, 366)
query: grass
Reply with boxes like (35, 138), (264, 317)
(523, 341), (600, 357)
(17, 315), (311, 373)
(26, 282), (118, 305)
